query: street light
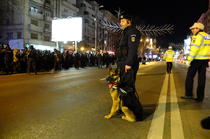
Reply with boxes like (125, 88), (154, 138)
(80, 46), (85, 51)
(94, 5), (104, 54)
(94, 17), (97, 54)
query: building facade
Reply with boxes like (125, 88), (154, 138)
(0, 0), (118, 52)
(0, 0), (79, 51)
(77, 0), (98, 50)
(100, 10), (119, 52)
(60, 0), (79, 18)
(0, 0), (25, 46)
(77, 0), (119, 52)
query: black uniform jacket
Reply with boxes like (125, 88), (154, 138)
(117, 26), (140, 67)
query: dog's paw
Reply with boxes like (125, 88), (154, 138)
(104, 114), (112, 119)
(121, 115), (136, 122)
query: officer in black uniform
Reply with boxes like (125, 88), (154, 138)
(117, 14), (143, 121)
(117, 15), (140, 81)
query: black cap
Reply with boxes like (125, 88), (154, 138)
(119, 14), (132, 21)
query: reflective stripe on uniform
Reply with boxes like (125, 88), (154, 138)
(188, 32), (210, 61)
(163, 50), (175, 62)
(191, 44), (200, 47)
(189, 54), (209, 57)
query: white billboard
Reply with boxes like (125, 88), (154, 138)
(9, 39), (24, 49)
(184, 37), (191, 54)
(52, 17), (82, 42)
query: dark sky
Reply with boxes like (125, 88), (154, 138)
(95, 0), (209, 47)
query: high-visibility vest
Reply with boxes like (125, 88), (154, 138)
(163, 50), (175, 62)
(188, 32), (210, 61)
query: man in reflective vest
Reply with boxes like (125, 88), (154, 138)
(163, 46), (175, 74)
(181, 22), (210, 102)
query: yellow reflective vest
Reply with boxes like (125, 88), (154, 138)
(188, 32), (210, 61)
(163, 50), (175, 62)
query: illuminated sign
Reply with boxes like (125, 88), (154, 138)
(52, 17), (82, 42)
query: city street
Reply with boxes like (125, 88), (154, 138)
(0, 61), (210, 139)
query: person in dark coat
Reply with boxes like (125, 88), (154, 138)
(116, 14), (143, 122)
(0, 44), (5, 72)
(3, 44), (13, 74)
(53, 49), (62, 71)
(27, 45), (37, 74)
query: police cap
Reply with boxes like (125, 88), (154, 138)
(119, 14), (132, 21)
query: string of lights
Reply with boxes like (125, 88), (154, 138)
(101, 19), (174, 37)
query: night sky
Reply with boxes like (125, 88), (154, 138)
(96, 0), (209, 48)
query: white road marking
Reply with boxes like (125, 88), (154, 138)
(170, 73), (185, 139)
(147, 72), (185, 139)
(147, 74), (169, 139)
(137, 73), (147, 75)
(53, 72), (80, 78)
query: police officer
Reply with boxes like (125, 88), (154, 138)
(117, 14), (143, 122)
(163, 45), (175, 74)
(117, 14), (140, 81)
(181, 22), (210, 102)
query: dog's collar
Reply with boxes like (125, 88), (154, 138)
(108, 82), (118, 89)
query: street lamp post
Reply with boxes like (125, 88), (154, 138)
(94, 5), (104, 54)
(94, 17), (97, 53)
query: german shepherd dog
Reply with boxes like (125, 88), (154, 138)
(104, 68), (141, 122)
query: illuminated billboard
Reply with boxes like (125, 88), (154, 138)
(52, 17), (82, 42)
(184, 37), (191, 54)
(9, 39), (24, 49)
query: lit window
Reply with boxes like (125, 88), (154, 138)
(31, 33), (38, 39)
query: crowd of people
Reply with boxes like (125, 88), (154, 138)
(0, 44), (116, 75)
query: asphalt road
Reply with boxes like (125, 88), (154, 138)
(0, 62), (210, 139)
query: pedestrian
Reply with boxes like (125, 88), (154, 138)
(74, 52), (81, 69)
(53, 49), (62, 71)
(97, 52), (103, 68)
(27, 45), (37, 75)
(181, 22), (210, 102)
(0, 43), (4, 72)
(142, 56), (146, 65)
(116, 14), (143, 122)
(3, 44), (13, 74)
(163, 46), (175, 74)
(13, 48), (21, 73)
